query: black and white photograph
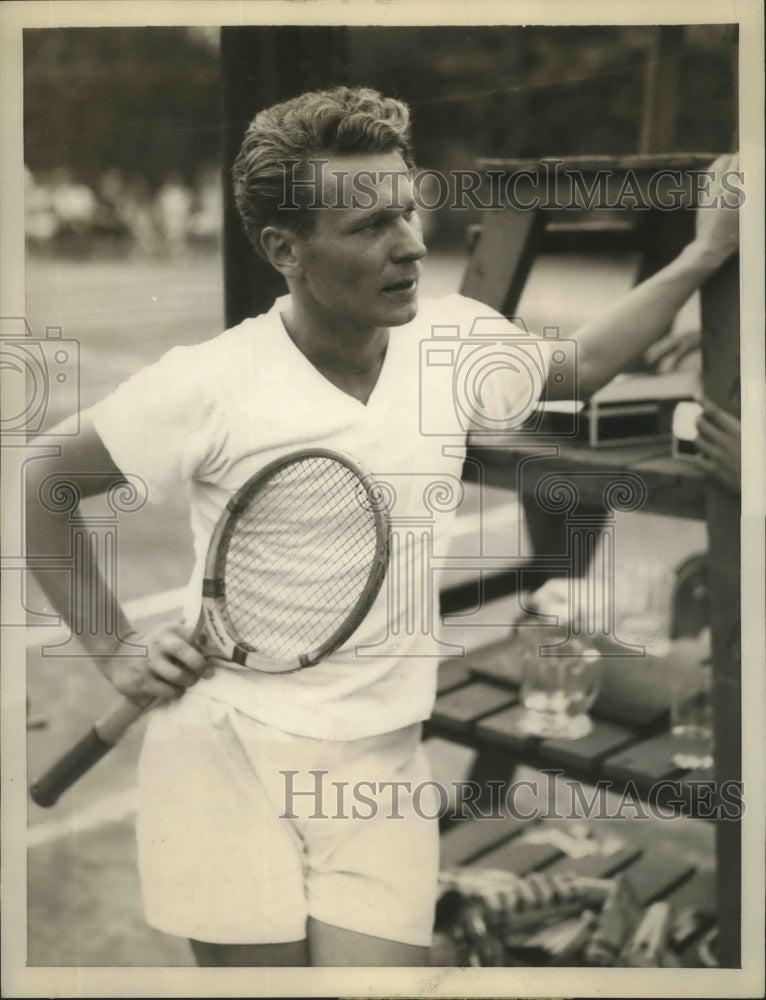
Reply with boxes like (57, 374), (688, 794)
(1, 1), (764, 997)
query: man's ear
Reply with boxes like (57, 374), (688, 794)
(260, 226), (303, 277)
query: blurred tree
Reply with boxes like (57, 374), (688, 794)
(346, 24), (736, 243)
(348, 24), (736, 164)
(23, 24), (736, 203)
(24, 27), (221, 188)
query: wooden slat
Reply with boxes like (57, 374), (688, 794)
(473, 703), (636, 779)
(436, 658), (474, 695)
(591, 653), (673, 730)
(474, 705), (537, 751)
(601, 733), (685, 786)
(546, 843), (643, 879)
(440, 810), (525, 868)
(430, 682), (517, 737)
(664, 867), (715, 915)
(465, 637), (522, 688)
(644, 769), (718, 820)
(621, 852), (695, 907)
(468, 443), (706, 521)
(477, 839), (562, 876)
(536, 721), (637, 771)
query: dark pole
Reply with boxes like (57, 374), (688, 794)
(700, 25), (740, 968)
(220, 26), (350, 328)
(638, 25), (685, 154)
(701, 260), (741, 969)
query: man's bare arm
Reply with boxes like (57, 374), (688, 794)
(546, 154), (740, 400)
(26, 414), (211, 702)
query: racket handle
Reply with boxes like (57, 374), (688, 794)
(30, 727), (114, 807)
(29, 698), (154, 808)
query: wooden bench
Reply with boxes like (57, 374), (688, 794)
(428, 639), (719, 967)
(436, 795), (716, 967)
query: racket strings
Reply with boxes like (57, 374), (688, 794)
(226, 510), (376, 653)
(227, 517), (374, 623)
(222, 456), (385, 661)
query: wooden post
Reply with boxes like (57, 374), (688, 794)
(639, 26), (685, 154)
(220, 27), (350, 327)
(632, 26), (688, 318)
(700, 255), (741, 967)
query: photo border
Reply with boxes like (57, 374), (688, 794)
(2, 2), (763, 997)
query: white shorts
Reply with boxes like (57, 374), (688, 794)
(136, 692), (440, 946)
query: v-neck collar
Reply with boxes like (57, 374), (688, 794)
(273, 295), (397, 411)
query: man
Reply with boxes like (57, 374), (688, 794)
(26, 87), (739, 967)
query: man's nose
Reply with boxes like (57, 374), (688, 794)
(392, 214), (427, 262)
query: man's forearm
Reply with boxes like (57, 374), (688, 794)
(565, 239), (734, 400)
(25, 445), (139, 668)
(25, 414), (210, 706)
(27, 503), (139, 664)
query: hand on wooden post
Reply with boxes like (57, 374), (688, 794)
(692, 395), (741, 494)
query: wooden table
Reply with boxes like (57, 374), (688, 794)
(428, 433), (729, 967)
(428, 634), (721, 820)
(426, 633), (722, 967)
(466, 438), (706, 522)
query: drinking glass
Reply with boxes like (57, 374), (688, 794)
(513, 626), (603, 740)
(617, 561), (676, 657)
(670, 641), (714, 769)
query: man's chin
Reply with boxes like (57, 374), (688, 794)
(386, 297), (420, 326)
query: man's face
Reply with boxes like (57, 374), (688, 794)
(292, 152), (427, 330)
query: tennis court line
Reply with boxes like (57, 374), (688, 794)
(27, 788), (137, 849)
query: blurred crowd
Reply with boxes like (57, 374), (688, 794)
(25, 164), (223, 258)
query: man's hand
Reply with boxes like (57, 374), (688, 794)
(560, 154), (741, 401)
(692, 153), (741, 269)
(97, 622), (213, 704)
(643, 328), (701, 373)
(693, 395), (741, 495)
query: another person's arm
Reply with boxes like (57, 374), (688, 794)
(693, 396), (741, 494)
(547, 154), (740, 400)
(25, 414), (210, 704)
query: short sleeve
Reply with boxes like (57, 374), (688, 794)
(447, 294), (551, 434)
(88, 344), (228, 503)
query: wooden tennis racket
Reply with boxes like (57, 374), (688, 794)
(30, 449), (391, 807)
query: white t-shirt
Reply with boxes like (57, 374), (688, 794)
(89, 292), (548, 740)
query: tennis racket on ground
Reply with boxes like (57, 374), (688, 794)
(30, 449), (391, 807)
